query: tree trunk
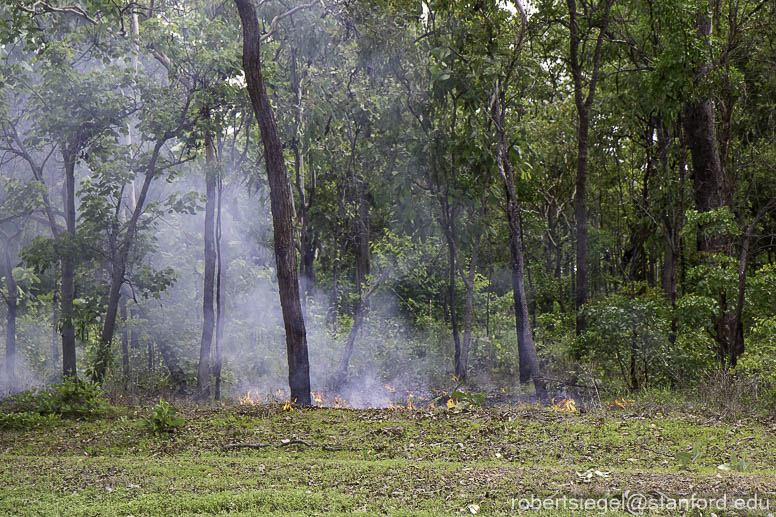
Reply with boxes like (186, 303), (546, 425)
(95, 141), (165, 384)
(445, 230), (463, 380)
(332, 270), (388, 390)
(120, 294), (129, 378)
(3, 243), (18, 389)
(197, 127), (218, 400)
(61, 149), (78, 378)
(567, 0), (612, 334)
(235, 0), (311, 406)
(494, 96), (547, 400)
(213, 173), (224, 400)
(458, 224), (482, 383)
(51, 269), (60, 380)
(157, 339), (187, 395)
(356, 178), (370, 288)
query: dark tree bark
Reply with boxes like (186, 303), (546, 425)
(51, 269), (60, 379)
(567, 0), (612, 334)
(683, 1), (730, 254)
(196, 127), (218, 400)
(494, 92), (547, 400)
(157, 338), (187, 395)
(94, 140), (165, 383)
(235, 0), (312, 405)
(443, 224), (463, 379)
(61, 147), (78, 378)
(213, 171), (225, 400)
(120, 294), (129, 378)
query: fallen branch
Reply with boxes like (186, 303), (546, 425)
(222, 439), (311, 451)
(222, 438), (362, 452)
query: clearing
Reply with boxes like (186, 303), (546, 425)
(1, 401), (775, 516)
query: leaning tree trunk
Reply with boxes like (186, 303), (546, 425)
(235, 0), (311, 405)
(494, 97), (547, 401)
(95, 141), (165, 384)
(332, 270), (388, 390)
(196, 127), (218, 400)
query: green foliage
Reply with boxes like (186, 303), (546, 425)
(4, 378), (106, 418)
(141, 398), (185, 434)
(574, 286), (674, 389)
(450, 390), (486, 409)
(675, 441), (704, 469)
(0, 411), (60, 431)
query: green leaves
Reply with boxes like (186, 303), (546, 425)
(141, 398), (185, 435)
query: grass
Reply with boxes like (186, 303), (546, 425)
(1, 400), (775, 516)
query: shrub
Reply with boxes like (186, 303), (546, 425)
(142, 398), (185, 434)
(3, 377), (106, 419)
(0, 412), (61, 431)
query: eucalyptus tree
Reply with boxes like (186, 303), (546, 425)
(234, 0), (327, 405)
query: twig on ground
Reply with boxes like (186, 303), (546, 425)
(221, 439), (361, 452)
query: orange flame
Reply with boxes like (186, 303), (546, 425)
(551, 398), (577, 412)
(239, 390), (260, 406)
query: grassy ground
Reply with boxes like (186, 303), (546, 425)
(1, 400), (775, 516)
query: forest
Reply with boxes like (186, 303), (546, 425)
(2, 0), (776, 408)
(2, 1), (776, 515)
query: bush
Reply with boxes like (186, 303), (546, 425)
(141, 398), (185, 434)
(3, 377), (106, 419)
(0, 412), (61, 431)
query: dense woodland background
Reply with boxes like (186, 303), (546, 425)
(1, 0), (775, 407)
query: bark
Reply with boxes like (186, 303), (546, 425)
(728, 199), (776, 365)
(157, 339), (187, 394)
(120, 295), (129, 378)
(445, 229), (463, 379)
(3, 242), (18, 389)
(197, 127), (218, 400)
(332, 270), (388, 390)
(356, 178), (370, 289)
(458, 225), (482, 383)
(567, 0), (612, 334)
(61, 148), (78, 378)
(290, 47), (316, 302)
(235, 0), (312, 405)
(94, 140), (165, 384)
(494, 94), (547, 400)
(213, 172), (224, 400)
(51, 270), (60, 379)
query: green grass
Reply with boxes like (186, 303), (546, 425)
(1, 402), (775, 515)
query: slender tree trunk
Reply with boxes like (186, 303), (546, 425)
(573, 107), (590, 333)
(51, 269), (60, 380)
(157, 339), (187, 395)
(120, 294), (129, 378)
(213, 175), (224, 400)
(197, 127), (218, 400)
(356, 178), (370, 288)
(3, 244), (18, 389)
(459, 228), (482, 382)
(445, 230), (463, 379)
(494, 96), (547, 400)
(61, 149), (78, 378)
(567, 0), (612, 334)
(235, 0), (311, 405)
(95, 141), (165, 384)
(332, 270), (388, 390)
